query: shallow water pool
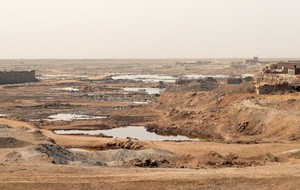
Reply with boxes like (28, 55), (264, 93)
(54, 126), (198, 141)
(122, 87), (165, 95)
(46, 113), (107, 121)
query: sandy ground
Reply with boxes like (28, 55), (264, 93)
(0, 163), (299, 190)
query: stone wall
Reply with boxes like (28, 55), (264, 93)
(0, 70), (37, 85)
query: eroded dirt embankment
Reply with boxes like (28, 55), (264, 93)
(146, 83), (300, 143)
(1, 117), (300, 169)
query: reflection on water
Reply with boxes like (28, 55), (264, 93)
(54, 126), (198, 141)
(127, 101), (149, 104)
(123, 87), (165, 95)
(46, 113), (107, 121)
(112, 74), (176, 83)
(54, 87), (79, 92)
(37, 74), (89, 80)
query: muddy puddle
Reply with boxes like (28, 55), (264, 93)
(46, 113), (107, 121)
(54, 87), (79, 92)
(122, 87), (165, 95)
(112, 74), (176, 83)
(54, 126), (198, 141)
(129, 101), (149, 104)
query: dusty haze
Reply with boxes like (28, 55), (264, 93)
(0, 0), (299, 59)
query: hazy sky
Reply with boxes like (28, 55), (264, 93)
(0, 0), (299, 59)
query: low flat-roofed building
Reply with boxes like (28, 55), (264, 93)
(278, 61), (300, 69)
(288, 68), (300, 75)
(0, 70), (37, 85)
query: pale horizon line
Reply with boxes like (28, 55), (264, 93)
(1, 57), (300, 60)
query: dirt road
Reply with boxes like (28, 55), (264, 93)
(0, 163), (299, 190)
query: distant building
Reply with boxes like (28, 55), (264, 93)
(244, 57), (259, 65)
(278, 61), (300, 70)
(288, 68), (300, 75)
(262, 61), (300, 75)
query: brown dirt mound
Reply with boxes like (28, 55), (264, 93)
(0, 137), (31, 148)
(197, 151), (262, 168)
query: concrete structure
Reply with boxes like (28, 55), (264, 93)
(0, 70), (38, 85)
